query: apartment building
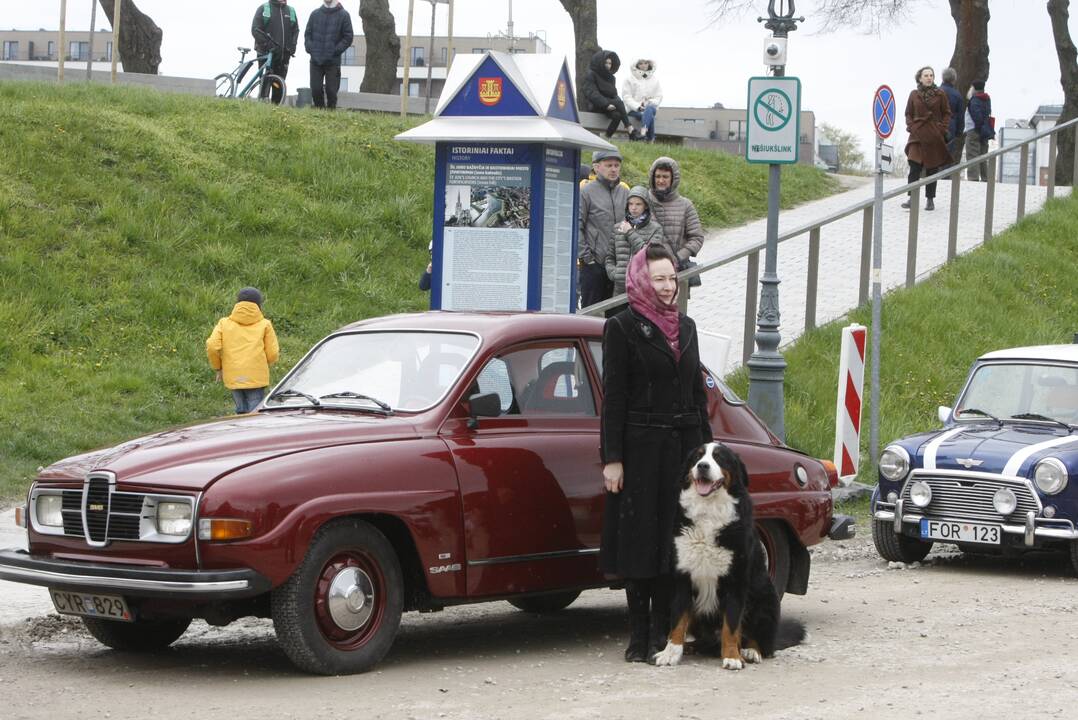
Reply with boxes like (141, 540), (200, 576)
(0, 29), (114, 64)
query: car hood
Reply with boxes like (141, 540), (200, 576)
(913, 423), (1078, 476)
(38, 411), (420, 491)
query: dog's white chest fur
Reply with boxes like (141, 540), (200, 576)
(675, 487), (739, 616)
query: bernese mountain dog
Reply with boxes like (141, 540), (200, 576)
(653, 441), (805, 669)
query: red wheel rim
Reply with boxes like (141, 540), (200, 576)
(313, 550), (385, 651)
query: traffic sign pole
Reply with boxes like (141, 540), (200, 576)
(868, 85), (894, 472)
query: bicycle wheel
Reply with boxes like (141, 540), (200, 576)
(260, 74), (287, 105)
(214, 73), (235, 99)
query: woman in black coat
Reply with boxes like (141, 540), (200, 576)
(583, 49), (633, 138)
(600, 243), (712, 663)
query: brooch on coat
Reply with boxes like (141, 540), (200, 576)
(638, 322), (653, 339)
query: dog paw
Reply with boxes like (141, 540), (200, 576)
(721, 656), (744, 671)
(652, 642), (684, 667)
(741, 648), (762, 664)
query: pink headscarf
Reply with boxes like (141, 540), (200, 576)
(625, 248), (680, 359)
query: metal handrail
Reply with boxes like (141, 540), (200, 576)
(582, 115), (1078, 348)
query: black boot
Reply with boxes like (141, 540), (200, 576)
(624, 580), (650, 663)
(646, 577), (672, 663)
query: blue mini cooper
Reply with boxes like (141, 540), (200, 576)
(872, 343), (1078, 573)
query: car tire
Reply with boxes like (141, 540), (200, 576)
(508, 591), (581, 613)
(272, 519), (403, 676)
(82, 616), (191, 651)
(872, 517), (932, 563)
(757, 520), (790, 602)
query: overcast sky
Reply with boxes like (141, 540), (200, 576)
(5, 1), (1072, 156)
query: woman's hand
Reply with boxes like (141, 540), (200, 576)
(615, 220), (631, 233)
(603, 462), (624, 493)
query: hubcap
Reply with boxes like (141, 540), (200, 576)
(326, 566), (375, 632)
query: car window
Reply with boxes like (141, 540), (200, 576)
(957, 362), (1078, 424)
(474, 343), (596, 417)
(588, 341), (603, 380)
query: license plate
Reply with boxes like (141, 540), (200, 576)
(919, 519), (1001, 545)
(50, 589), (133, 622)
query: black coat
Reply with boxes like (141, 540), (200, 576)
(304, 4), (354, 66)
(582, 50), (621, 113)
(251, 1), (299, 57)
(599, 308), (712, 579)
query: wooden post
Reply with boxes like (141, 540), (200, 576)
(111, 0), (122, 83)
(424, 0), (436, 114)
(58, 0), (67, 83)
(400, 0), (415, 117)
(447, 0), (454, 70)
(87, 0), (97, 80)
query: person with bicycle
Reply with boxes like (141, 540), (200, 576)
(305, 0), (354, 110)
(251, 1), (299, 104)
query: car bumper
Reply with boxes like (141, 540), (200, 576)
(0, 548), (271, 600)
(874, 499), (1078, 548)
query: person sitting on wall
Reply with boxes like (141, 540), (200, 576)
(621, 59), (663, 143)
(583, 49), (634, 139)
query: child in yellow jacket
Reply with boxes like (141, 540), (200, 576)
(206, 287), (280, 413)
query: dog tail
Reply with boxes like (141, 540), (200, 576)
(773, 618), (806, 651)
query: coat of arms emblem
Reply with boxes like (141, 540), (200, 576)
(478, 77), (503, 106)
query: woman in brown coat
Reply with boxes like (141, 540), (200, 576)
(902, 66), (952, 211)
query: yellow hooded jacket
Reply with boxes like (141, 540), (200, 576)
(206, 301), (280, 390)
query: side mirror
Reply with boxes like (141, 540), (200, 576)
(467, 392), (501, 428)
(938, 406), (953, 425)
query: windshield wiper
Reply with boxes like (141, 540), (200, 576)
(266, 388), (321, 406)
(957, 407), (1002, 425)
(319, 391), (393, 413)
(1009, 412), (1073, 430)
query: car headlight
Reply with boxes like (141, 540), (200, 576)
(35, 494), (64, 527)
(879, 445), (911, 482)
(156, 502), (192, 537)
(909, 481), (932, 508)
(1034, 458), (1069, 495)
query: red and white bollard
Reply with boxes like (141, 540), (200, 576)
(833, 324), (867, 486)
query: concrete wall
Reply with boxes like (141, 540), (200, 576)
(0, 62), (213, 96)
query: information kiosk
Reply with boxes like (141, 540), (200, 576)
(396, 51), (614, 313)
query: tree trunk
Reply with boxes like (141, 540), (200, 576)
(1048, 0), (1078, 184)
(947, 0), (990, 100)
(359, 0), (401, 94)
(557, 0), (599, 109)
(98, 0), (161, 74)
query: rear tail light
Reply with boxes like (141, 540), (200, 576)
(820, 459), (839, 488)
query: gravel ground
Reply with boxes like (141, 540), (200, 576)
(3, 529), (1078, 720)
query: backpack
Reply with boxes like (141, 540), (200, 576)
(262, 2), (297, 25)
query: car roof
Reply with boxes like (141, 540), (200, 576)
(978, 344), (1078, 363)
(334, 311), (607, 346)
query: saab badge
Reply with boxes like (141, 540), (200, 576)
(556, 79), (568, 109)
(478, 77), (503, 107)
(88, 503), (105, 511)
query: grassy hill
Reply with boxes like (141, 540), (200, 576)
(0, 80), (836, 499)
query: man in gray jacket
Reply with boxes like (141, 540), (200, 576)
(648, 156), (704, 270)
(579, 149), (629, 308)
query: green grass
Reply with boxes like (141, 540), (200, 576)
(0, 81), (838, 500)
(726, 193), (1078, 486)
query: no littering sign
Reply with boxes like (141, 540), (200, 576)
(746, 76), (801, 164)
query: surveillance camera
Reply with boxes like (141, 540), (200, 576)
(763, 36), (787, 66)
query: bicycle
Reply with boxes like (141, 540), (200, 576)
(214, 29), (287, 104)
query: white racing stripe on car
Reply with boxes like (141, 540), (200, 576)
(923, 427), (967, 470)
(1002, 436), (1078, 477)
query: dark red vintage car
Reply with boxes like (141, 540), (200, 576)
(0, 312), (849, 674)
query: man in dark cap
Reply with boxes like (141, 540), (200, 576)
(578, 148), (629, 307)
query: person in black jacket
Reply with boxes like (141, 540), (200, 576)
(583, 49), (633, 138)
(305, 0), (355, 109)
(251, 1), (299, 104)
(940, 67), (964, 165)
(600, 243), (712, 664)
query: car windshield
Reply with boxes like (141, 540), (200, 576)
(955, 362), (1078, 426)
(266, 331), (480, 412)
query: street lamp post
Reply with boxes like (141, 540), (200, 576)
(746, 0), (803, 441)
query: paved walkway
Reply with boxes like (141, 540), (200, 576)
(688, 176), (1071, 373)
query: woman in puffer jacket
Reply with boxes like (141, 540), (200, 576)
(583, 49), (633, 138)
(621, 59), (663, 142)
(606, 186), (666, 295)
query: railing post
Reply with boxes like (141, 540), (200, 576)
(984, 155), (996, 244)
(743, 251), (760, 367)
(1072, 124), (1078, 187)
(947, 172), (960, 262)
(677, 279), (689, 314)
(1018, 143), (1029, 220)
(859, 206), (872, 306)
(1048, 130), (1058, 200)
(805, 228), (820, 332)
(906, 186), (920, 287)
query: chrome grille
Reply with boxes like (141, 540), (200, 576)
(84, 476), (111, 543)
(62, 489), (149, 541)
(902, 473), (1041, 523)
